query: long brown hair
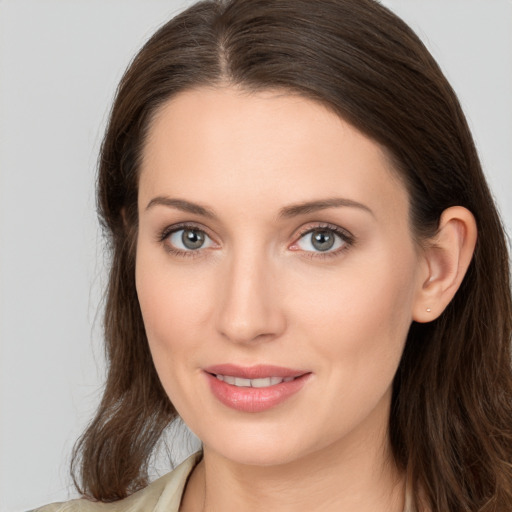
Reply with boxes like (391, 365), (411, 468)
(71, 1), (512, 510)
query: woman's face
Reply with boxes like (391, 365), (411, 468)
(136, 87), (428, 466)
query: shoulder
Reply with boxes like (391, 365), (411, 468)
(32, 452), (202, 512)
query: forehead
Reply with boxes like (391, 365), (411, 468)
(139, 86), (408, 222)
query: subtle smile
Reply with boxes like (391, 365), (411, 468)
(203, 365), (312, 413)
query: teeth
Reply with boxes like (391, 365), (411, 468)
(252, 377), (275, 388)
(223, 375), (236, 385)
(215, 374), (296, 387)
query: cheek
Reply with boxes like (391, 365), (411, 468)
(282, 252), (417, 442)
(288, 248), (418, 373)
(135, 246), (195, 357)
(135, 251), (208, 422)
(135, 243), (218, 389)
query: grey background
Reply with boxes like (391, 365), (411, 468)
(0, 1), (511, 510)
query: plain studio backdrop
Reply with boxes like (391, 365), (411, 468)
(0, 1), (511, 510)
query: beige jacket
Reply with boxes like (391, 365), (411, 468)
(34, 453), (202, 512)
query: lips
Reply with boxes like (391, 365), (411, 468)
(203, 364), (311, 413)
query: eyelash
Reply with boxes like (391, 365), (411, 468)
(157, 222), (355, 260)
(158, 222), (213, 259)
(293, 223), (355, 260)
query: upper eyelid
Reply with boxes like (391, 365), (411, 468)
(159, 224), (216, 256)
(159, 221), (351, 235)
(294, 223), (354, 241)
(291, 226), (352, 250)
(160, 222), (215, 240)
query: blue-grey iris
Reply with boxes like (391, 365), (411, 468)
(182, 229), (205, 249)
(311, 230), (335, 251)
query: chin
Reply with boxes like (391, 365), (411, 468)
(216, 443), (304, 467)
(198, 423), (321, 468)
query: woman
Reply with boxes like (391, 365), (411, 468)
(36, 0), (512, 511)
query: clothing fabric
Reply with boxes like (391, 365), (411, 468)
(34, 451), (414, 511)
(33, 452), (202, 512)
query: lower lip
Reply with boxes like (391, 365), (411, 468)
(205, 372), (311, 413)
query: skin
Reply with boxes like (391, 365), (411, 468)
(135, 86), (476, 511)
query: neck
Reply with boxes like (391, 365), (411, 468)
(181, 421), (405, 512)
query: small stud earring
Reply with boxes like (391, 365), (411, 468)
(426, 307), (432, 313)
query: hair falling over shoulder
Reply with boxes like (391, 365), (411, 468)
(70, 1), (512, 510)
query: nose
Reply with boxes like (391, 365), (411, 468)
(215, 249), (286, 345)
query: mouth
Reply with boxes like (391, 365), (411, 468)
(203, 364), (311, 413)
(212, 374), (296, 387)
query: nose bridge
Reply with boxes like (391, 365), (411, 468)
(216, 241), (285, 344)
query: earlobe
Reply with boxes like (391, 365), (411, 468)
(413, 206), (477, 323)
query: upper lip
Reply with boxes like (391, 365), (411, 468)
(204, 364), (309, 379)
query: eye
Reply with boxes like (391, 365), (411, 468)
(166, 227), (215, 252)
(294, 227), (350, 253)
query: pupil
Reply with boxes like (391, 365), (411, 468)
(182, 229), (205, 249)
(312, 230), (335, 251)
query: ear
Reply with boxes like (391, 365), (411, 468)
(413, 206), (477, 323)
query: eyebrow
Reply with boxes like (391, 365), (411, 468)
(145, 197), (216, 218)
(278, 198), (374, 219)
(145, 196), (374, 219)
